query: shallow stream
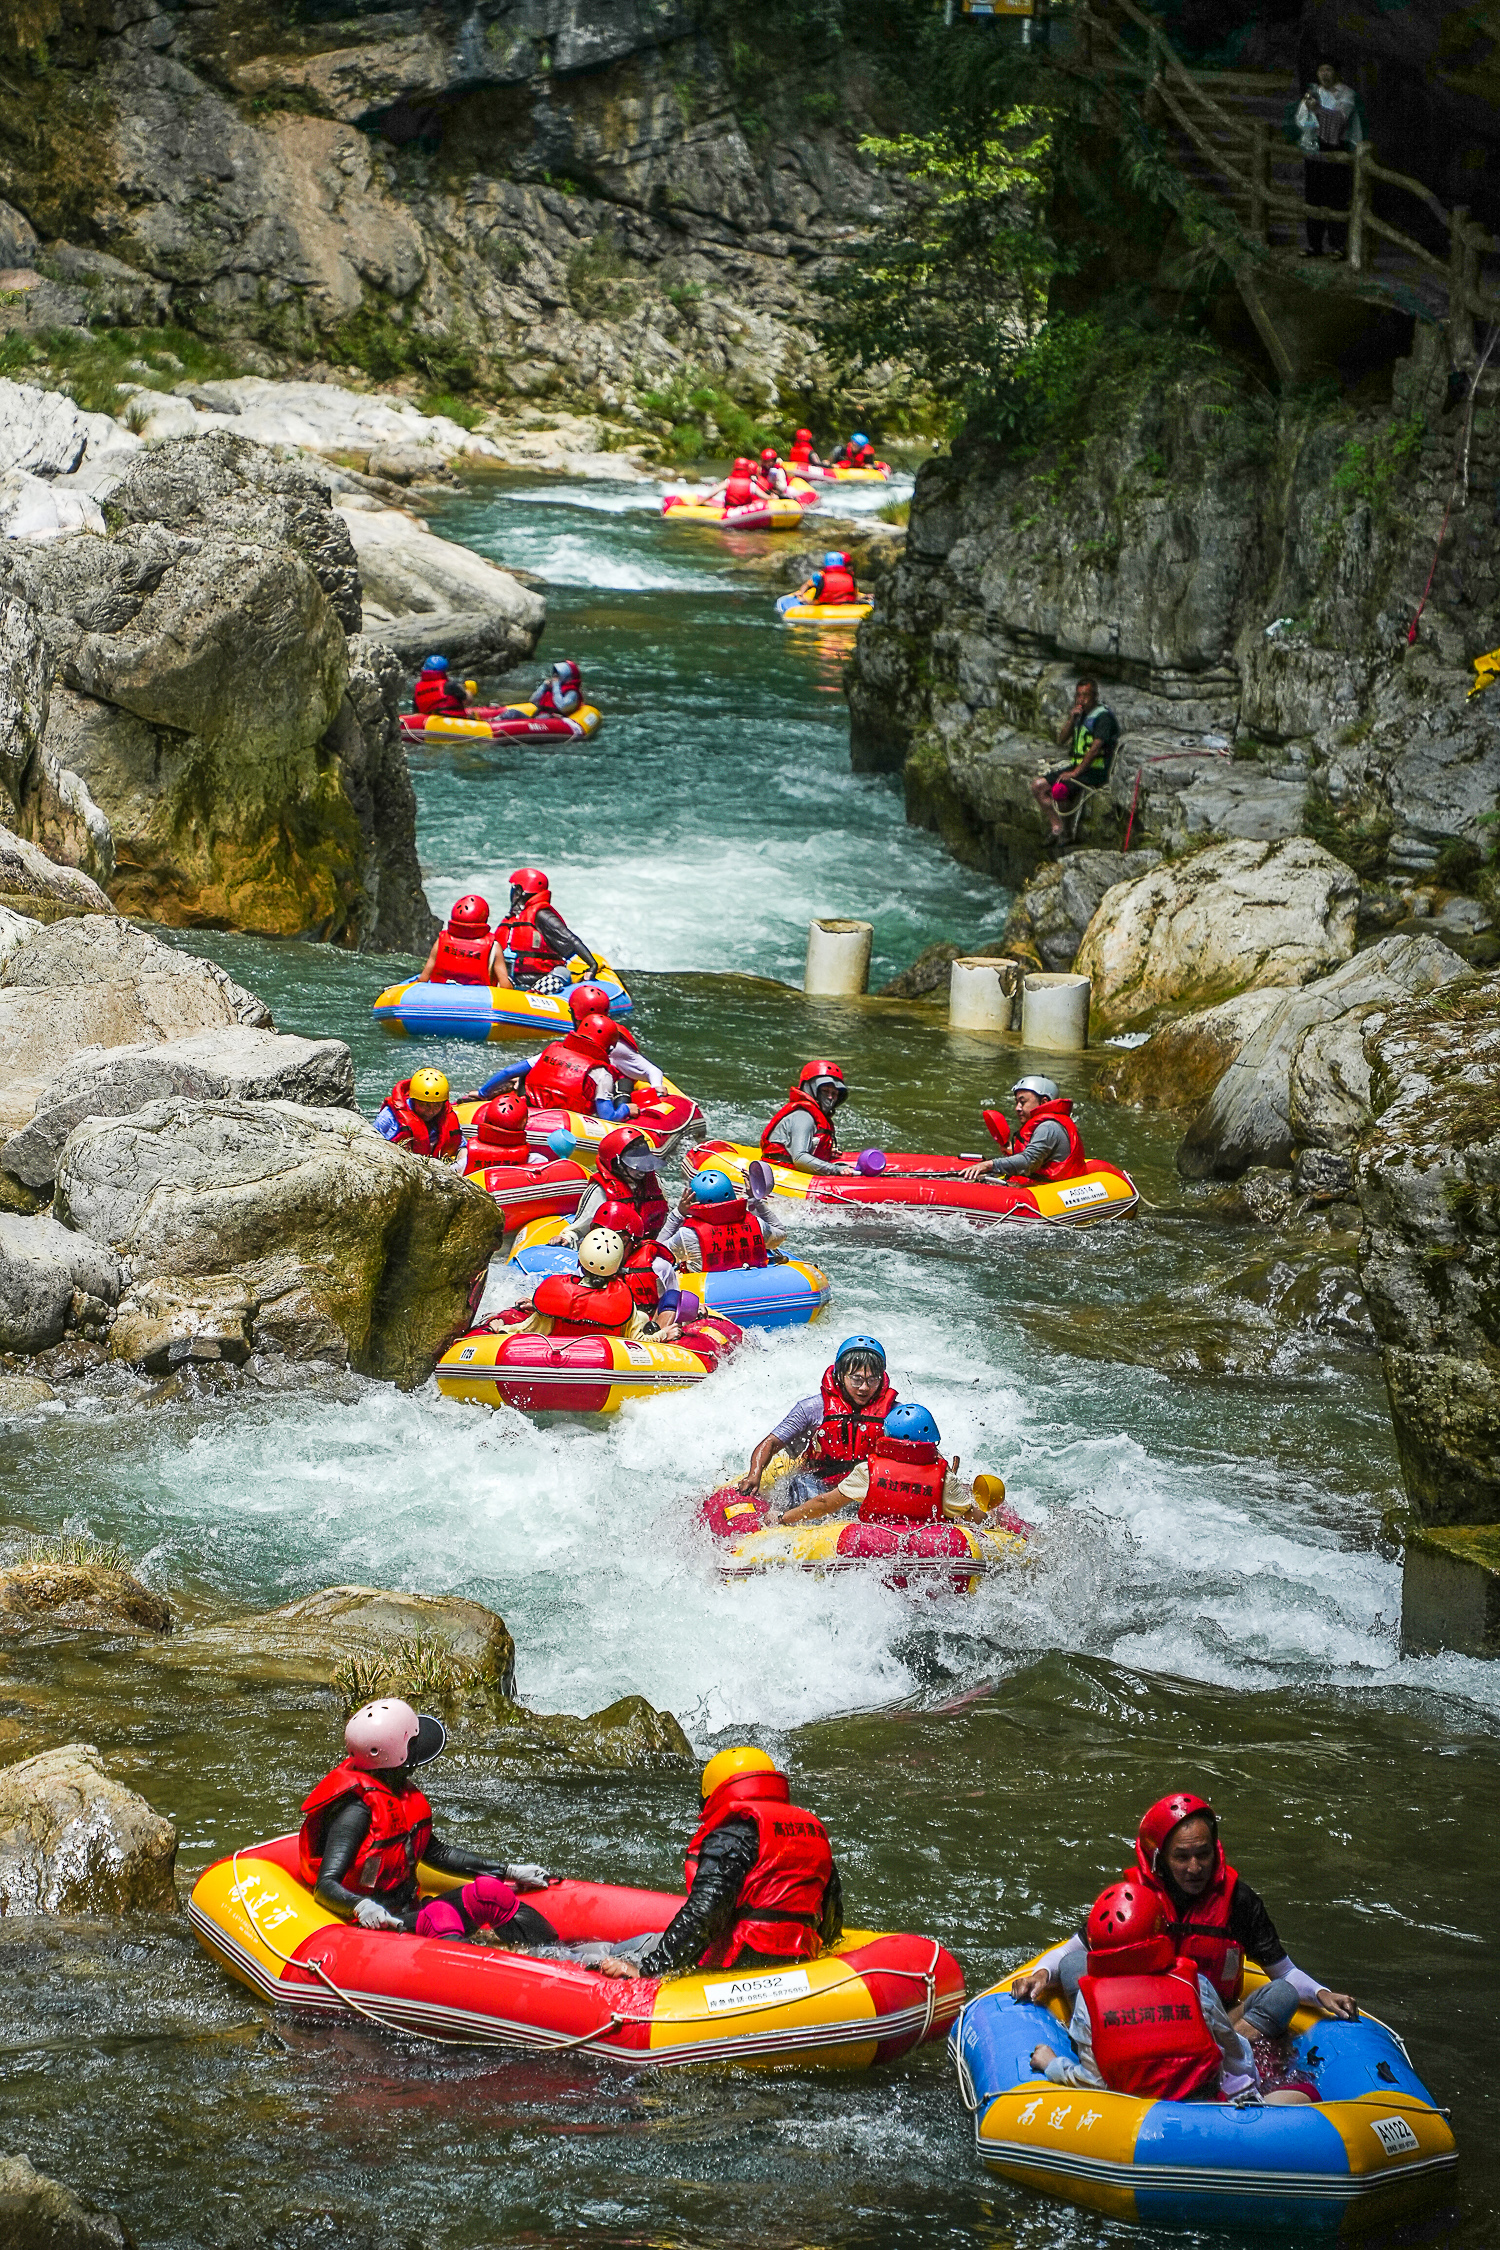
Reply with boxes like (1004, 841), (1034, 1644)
(1, 474), (1495, 2248)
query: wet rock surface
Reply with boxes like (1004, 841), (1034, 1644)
(1095, 989), (1284, 1114)
(0, 1557), (170, 1637)
(0, 1743), (176, 1916)
(0, 1215), (120, 1357)
(0, 2153), (132, 2250)
(338, 495), (545, 669)
(1001, 849), (1162, 973)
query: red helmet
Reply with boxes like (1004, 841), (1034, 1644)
(760, 447), (779, 463)
(509, 866), (550, 901)
(1136, 1792), (1219, 1880)
(567, 982), (613, 1023)
(796, 1059), (846, 1091)
(570, 1011), (619, 1062)
(472, 1093), (529, 1139)
(447, 893), (490, 931)
(552, 660), (581, 688)
(593, 1196), (643, 1237)
(598, 1124), (664, 1177)
(1085, 1880), (1173, 1977)
(795, 428), (812, 442)
(733, 456), (754, 472)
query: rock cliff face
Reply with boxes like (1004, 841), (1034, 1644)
(0, 1), (889, 414)
(849, 328), (1500, 904)
(0, 430), (443, 947)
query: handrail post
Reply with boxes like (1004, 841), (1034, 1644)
(1348, 140), (1370, 271)
(1249, 119), (1269, 245)
(1450, 204), (1476, 366)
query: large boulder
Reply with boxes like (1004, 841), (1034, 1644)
(0, 2154), (131, 2250)
(0, 919), (270, 1140)
(1095, 989), (1284, 1113)
(1354, 972), (1500, 1528)
(0, 1214), (120, 1355)
(2, 1024), (356, 1191)
(54, 1100), (506, 1386)
(337, 497), (546, 669)
(0, 1743), (177, 1915)
(1001, 848), (1162, 973)
(0, 821), (110, 923)
(1074, 838), (1360, 1037)
(1177, 934), (1468, 1179)
(0, 1553), (170, 1636)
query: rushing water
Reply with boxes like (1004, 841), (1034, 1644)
(1, 473), (1495, 2248)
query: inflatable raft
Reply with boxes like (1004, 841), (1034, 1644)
(803, 461), (892, 483)
(190, 1837), (964, 2070)
(776, 590), (873, 626)
(685, 1142), (1139, 1227)
(661, 477), (818, 531)
(700, 1482), (1028, 1590)
(372, 959), (631, 1041)
(506, 1215), (831, 1329)
(464, 1156), (593, 1229)
(454, 1082), (705, 1159)
(435, 1309), (742, 1414)
(399, 704), (603, 745)
(953, 1953), (1456, 2230)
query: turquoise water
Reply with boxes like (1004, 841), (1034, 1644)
(2, 473), (1494, 2248)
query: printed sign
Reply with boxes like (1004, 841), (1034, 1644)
(703, 1967), (811, 2013)
(1058, 1181), (1110, 1208)
(1370, 2116), (1420, 2156)
(458, 1345), (477, 1362)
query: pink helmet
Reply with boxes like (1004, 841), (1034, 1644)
(342, 1700), (446, 1772)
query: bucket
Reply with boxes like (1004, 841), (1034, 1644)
(805, 919), (873, 997)
(949, 956), (1023, 1033)
(1021, 973), (1090, 1053)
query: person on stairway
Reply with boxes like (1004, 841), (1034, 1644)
(1296, 60), (1362, 260)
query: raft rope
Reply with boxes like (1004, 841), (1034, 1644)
(229, 1855), (942, 2056)
(1120, 746), (1232, 854)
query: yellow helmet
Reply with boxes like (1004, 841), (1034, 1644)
(409, 1068), (449, 1104)
(700, 1745), (777, 1801)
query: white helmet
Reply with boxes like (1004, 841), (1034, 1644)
(1012, 1075), (1058, 1102)
(577, 1225), (627, 1277)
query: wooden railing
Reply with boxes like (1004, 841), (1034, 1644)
(1070, 0), (1500, 358)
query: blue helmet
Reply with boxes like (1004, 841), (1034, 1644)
(884, 1401), (940, 1448)
(851, 433), (869, 447)
(692, 1168), (735, 1204)
(422, 654), (449, 672)
(834, 1333), (885, 1371)
(823, 550), (844, 567)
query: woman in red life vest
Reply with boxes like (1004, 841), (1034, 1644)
(491, 867), (601, 994)
(761, 1059), (849, 1175)
(299, 1698), (559, 1939)
(736, 1333), (895, 1508)
(374, 1068), (463, 1160)
(1011, 1792), (1356, 2045)
(666, 1166), (772, 1274)
(961, 1074), (1090, 1185)
(1028, 1881), (1316, 2106)
(596, 1746), (841, 1982)
(418, 894), (498, 987)
(412, 655), (470, 716)
(528, 659), (584, 718)
(755, 446), (791, 497)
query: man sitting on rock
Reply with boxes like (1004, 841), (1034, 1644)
(1030, 677), (1120, 843)
(412, 655), (470, 717)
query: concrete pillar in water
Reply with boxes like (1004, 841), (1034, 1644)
(948, 956), (1022, 1033)
(805, 919), (873, 996)
(1021, 973), (1090, 1053)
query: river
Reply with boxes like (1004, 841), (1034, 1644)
(1, 472), (1494, 2248)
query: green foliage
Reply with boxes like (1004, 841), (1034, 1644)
(485, 236), (527, 279)
(639, 369), (787, 461)
(0, 323), (241, 414)
(1330, 413), (1427, 512)
(878, 497), (910, 525)
(335, 1633), (472, 1716)
(1302, 785), (1395, 878)
(328, 303), (477, 390)
(664, 281), (704, 309)
(21, 1529), (130, 1571)
(981, 311), (1251, 457)
(419, 391), (485, 431)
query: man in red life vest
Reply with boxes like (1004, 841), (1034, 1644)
(788, 427), (823, 470)
(737, 1333), (895, 1508)
(755, 445), (792, 498)
(596, 1746), (841, 1982)
(412, 655), (470, 717)
(374, 1068), (463, 1161)
(1011, 1792), (1356, 2047)
(761, 1060), (849, 1176)
(418, 894), (499, 986)
(526, 659), (584, 719)
(961, 1074), (1091, 1185)
(462, 1091), (540, 1175)
(504, 1220), (639, 1337)
(701, 457), (758, 512)
(830, 432), (877, 469)
(567, 1122), (670, 1241)
(526, 989), (666, 1119)
(810, 550), (859, 606)
(299, 1698), (558, 1939)
(492, 867), (600, 995)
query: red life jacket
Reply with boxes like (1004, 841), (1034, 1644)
(414, 674), (466, 716)
(685, 1771), (834, 1969)
(853, 444), (876, 467)
(812, 1363), (897, 1470)
(725, 469), (756, 508)
(532, 1270), (635, 1332)
(1133, 1843), (1246, 2005)
(789, 437), (813, 467)
(526, 1029), (616, 1111)
(858, 1434), (948, 1525)
(686, 1199), (768, 1272)
(385, 1082), (463, 1159)
(464, 1136), (537, 1175)
(297, 1761), (433, 1899)
(495, 894), (566, 978)
(819, 566), (857, 604)
(1012, 1098), (1090, 1182)
(592, 1149), (669, 1238)
(621, 1238), (665, 1312)
(1080, 1957), (1222, 2102)
(429, 924), (494, 985)
(761, 1091), (837, 1166)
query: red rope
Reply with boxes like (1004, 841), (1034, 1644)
(1407, 488), (1455, 646)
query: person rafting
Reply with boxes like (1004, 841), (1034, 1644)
(412, 655), (470, 717)
(525, 660), (584, 719)
(699, 456), (758, 511)
(374, 1069), (462, 1161)
(808, 550), (860, 606)
(567, 1122), (670, 1240)
(525, 991), (666, 1119)
(417, 893), (500, 987)
(493, 867), (600, 994)
(961, 1076), (1090, 1184)
(662, 1166), (779, 1273)
(754, 446), (792, 498)
(505, 1220), (642, 1338)
(737, 1334), (895, 1507)
(758, 1401), (1001, 1531)
(830, 432), (877, 469)
(1009, 1791), (1357, 2050)
(462, 1091), (543, 1176)
(788, 428), (823, 471)
(299, 1699), (558, 1941)
(1026, 1881), (1314, 2106)
(595, 1747), (842, 1983)
(761, 1060), (849, 1176)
